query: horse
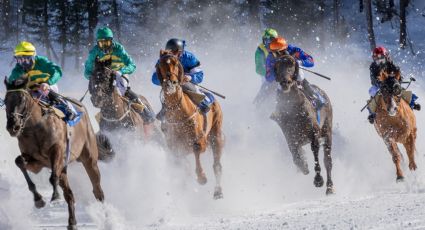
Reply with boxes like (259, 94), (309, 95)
(156, 50), (224, 199)
(4, 76), (109, 230)
(89, 57), (158, 140)
(373, 69), (417, 181)
(271, 54), (334, 195)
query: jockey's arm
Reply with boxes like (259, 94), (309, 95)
(84, 47), (97, 79)
(255, 47), (266, 76)
(8, 65), (25, 83)
(288, 45), (314, 68)
(185, 52), (204, 84)
(369, 63), (380, 86)
(37, 56), (63, 85)
(117, 44), (136, 75)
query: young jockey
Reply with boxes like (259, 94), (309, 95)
(8, 41), (77, 120)
(152, 38), (214, 118)
(367, 46), (420, 123)
(84, 26), (155, 123)
(266, 37), (318, 103)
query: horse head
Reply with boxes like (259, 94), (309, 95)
(4, 76), (33, 137)
(156, 49), (184, 96)
(378, 68), (402, 116)
(89, 56), (115, 108)
(274, 55), (298, 93)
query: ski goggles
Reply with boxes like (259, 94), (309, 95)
(373, 55), (386, 64)
(15, 55), (35, 65)
(97, 39), (113, 49)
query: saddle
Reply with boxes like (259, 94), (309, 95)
(299, 85), (327, 123)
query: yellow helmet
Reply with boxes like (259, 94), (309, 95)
(14, 41), (36, 56)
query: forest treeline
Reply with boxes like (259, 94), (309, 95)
(0, 0), (416, 70)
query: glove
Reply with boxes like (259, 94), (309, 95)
(296, 60), (303, 67)
(114, 70), (122, 78)
(183, 75), (192, 82)
(40, 83), (50, 96)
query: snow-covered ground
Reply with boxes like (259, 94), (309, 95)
(1, 2), (425, 230)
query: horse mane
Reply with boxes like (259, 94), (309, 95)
(4, 75), (29, 91)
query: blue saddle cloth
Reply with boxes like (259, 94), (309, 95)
(55, 103), (83, 127)
(308, 86), (327, 124)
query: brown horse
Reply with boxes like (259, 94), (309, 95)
(89, 57), (157, 138)
(271, 54), (334, 195)
(373, 69), (417, 181)
(156, 50), (224, 199)
(4, 77), (106, 230)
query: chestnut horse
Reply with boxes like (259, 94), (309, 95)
(4, 77), (107, 230)
(271, 55), (334, 195)
(156, 50), (224, 199)
(373, 69), (417, 181)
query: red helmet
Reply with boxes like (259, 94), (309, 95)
(372, 46), (388, 58)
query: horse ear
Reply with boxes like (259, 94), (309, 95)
(378, 69), (386, 82)
(4, 76), (11, 90)
(178, 63), (185, 83)
(160, 49), (166, 57)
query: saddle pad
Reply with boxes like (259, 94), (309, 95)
(185, 91), (206, 105)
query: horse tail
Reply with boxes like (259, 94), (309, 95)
(96, 132), (115, 162)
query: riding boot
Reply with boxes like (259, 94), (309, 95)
(125, 88), (155, 124)
(48, 92), (77, 120)
(198, 91), (214, 114)
(301, 79), (322, 108)
(156, 103), (166, 122)
(367, 108), (376, 124)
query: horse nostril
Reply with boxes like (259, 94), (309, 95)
(172, 80), (178, 85)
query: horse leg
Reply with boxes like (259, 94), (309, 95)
(209, 127), (224, 199)
(384, 138), (404, 181)
(49, 145), (63, 202)
(81, 146), (105, 202)
(58, 168), (77, 230)
(193, 141), (207, 185)
(323, 133), (334, 195)
(15, 155), (46, 208)
(403, 134), (417, 171)
(311, 136), (324, 187)
(288, 144), (309, 175)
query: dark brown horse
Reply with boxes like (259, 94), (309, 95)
(373, 69), (417, 181)
(89, 57), (156, 138)
(4, 77), (107, 230)
(271, 54), (334, 195)
(156, 50), (224, 199)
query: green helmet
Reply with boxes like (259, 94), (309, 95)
(262, 28), (278, 39)
(96, 27), (114, 40)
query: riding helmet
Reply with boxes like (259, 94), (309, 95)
(165, 38), (185, 52)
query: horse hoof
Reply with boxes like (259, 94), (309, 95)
(197, 177), (207, 185)
(409, 162), (417, 171)
(326, 187), (335, 195)
(51, 193), (60, 202)
(396, 176), (405, 183)
(213, 187), (223, 200)
(300, 167), (309, 175)
(314, 175), (324, 187)
(34, 198), (46, 209)
(67, 225), (78, 230)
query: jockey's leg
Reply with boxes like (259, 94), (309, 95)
(199, 91), (214, 114)
(47, 91), (77, 120)
(367, 85), (379, 123)
(401, 90), (420, 111)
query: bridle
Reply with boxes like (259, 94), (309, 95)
(5, 89), (35, 132)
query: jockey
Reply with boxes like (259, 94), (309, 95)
(84, 26), (155, 124)
(367, 46), (420, 123)
(265, 37), (317, 102)
(8, 41), (77, 120)
(255, 28), (278, 77)
(254, 28), (280, 105)
(152, 38), (213, 117)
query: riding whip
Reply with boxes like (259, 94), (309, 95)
(300, 67), (332, 80)
(79, 88), (89, 102)
(195, 84), (226, 99)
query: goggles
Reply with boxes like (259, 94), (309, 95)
(15, 56), (34, 66)
(97, 39), (112, 49)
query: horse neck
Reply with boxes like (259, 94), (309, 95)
(101, 89), (127, 118)
(164, 87), (197, 119)
(281, 84), (305, 106)
(22, 96), (45, 130)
